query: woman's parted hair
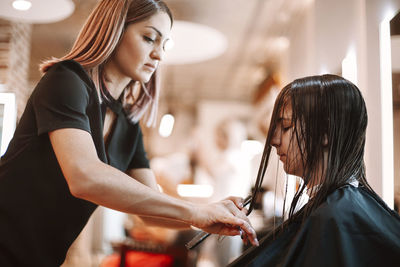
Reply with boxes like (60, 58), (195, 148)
(40, 0), (173, 127)
(251, 74), (372, 225)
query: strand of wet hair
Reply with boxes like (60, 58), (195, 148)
(247, 139), (271, 214)
(273, 153), (280, 240)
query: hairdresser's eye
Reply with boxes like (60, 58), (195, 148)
(143, 36), (155, 43)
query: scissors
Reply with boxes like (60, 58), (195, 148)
(185, 195), (253, 249)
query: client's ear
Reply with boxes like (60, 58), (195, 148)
(322, 134), (329, 147)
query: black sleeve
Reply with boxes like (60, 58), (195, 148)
(127, 125), (150, 169)
(32, 65), (91, 135)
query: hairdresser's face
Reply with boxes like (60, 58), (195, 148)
(271, 104), (304, 177)
(110, 11), (171, 83)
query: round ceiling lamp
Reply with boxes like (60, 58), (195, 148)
(0, 0), (75, 24)
(164, 20), (228, 65)
(12, 0), (32, 11)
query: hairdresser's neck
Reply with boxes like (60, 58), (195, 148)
(103, 62), (131, 100)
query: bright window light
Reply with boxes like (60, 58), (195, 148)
(241, 140), (263, 157)
(0, 92), (16, 156)
(12, 0), (32, 11)
(318, 65), (329, 75)
(342, 47), (358, 85)
(379, 16), (394, 208)
(102, 208), (126, 252)
(177, 184), (214, 198)
(159, 113), (174, 137)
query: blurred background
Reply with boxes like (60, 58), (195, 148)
(0, 0), (400, 266)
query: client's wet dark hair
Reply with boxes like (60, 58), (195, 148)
(249, 74), (373, 225)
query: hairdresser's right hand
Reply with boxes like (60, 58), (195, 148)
(190, 199), (259, 246)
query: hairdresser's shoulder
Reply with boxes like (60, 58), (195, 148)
(32, 60), (96, 107)
(43, 60), (95, 90)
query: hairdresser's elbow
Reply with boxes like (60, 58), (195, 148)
(66, 163), (99, 199)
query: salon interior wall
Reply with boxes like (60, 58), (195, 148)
(284, 0), (400, 207)
(145, 101), (196, 158)
(0, 19), (32, 119)
(364, 0), (400, 209)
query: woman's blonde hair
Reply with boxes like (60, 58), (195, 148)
(40, 0), (173, 127)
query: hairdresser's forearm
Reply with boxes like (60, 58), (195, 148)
(126, 168), (190, 229)
(138, 216), (190, 229)
(72, 161), (195, 225)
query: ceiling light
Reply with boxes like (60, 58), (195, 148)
(164, 20), (228, 65)
(12, 0), (31, 11)
(159, 114), (175, 137)
(0, 0), (74, 24)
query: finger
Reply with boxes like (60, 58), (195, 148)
(218, 225), (241, 236)
(241, 230), (249, 245)
(242, 231), (255, 246)
(237, 220), (259, 246)
(230, 207), (251, 226)
(217, 216), (258, 246)
(223, 207), (253, 235)
(242, 207), (249, 215)
(216, 202), (257, 244)
(225, 196), (244, 209)
(224, 200), (249, 223)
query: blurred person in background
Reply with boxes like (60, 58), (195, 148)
(194, 118), (253, 267)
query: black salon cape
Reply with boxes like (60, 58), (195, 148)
(229, 185), (400, 267)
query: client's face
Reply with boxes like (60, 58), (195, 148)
(271, 104), (304, 177)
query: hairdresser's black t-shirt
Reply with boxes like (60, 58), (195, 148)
(0, 60), (149, 267)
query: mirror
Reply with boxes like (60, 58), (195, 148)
(0, 92), (16, 156)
